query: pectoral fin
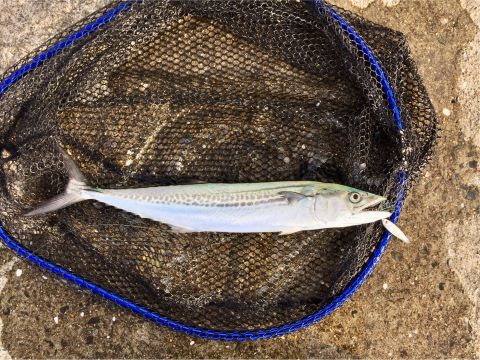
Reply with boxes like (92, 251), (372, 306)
(278, 191), (306, 204)
(382, 219), (410, 243)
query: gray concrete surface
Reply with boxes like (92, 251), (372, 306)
(0, 0), (479, 358)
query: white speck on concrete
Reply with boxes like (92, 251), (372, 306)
(15, 269), (22, 277)
(448, 248), (456, 258)
(382, 0), (400, 7)
(349, 0), (374, 9)
(190, 340), (195, 346)
(383, 283), (389, 290)
(440, 18), (449, 25)
(0, 259), (17, 360)
(42, 275), (48, 280)
(112, 316), (116, 322)
(283, 157), (290, 164)
(80, 312), (85, 317)
(125, 159), (133, 166)
(54, 316), (59, 324)
(442, 108), (451, 116)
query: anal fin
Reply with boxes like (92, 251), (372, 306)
(279, 229), (302, 236)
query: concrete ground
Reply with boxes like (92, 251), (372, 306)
(0, 0), (479, 358)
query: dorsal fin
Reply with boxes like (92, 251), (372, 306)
(182, 179), (207, 185)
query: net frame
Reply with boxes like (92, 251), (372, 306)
(0, 0), (410, 340)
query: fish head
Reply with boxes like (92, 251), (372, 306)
(313, 184), (391, 227)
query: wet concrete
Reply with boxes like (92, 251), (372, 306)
(0, 0), (479, 358)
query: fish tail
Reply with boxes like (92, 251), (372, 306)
(24, 148), (90, 217)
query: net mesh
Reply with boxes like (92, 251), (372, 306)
(0, 0), (436, 332)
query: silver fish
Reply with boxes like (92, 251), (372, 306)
(25, 149), (408, 241)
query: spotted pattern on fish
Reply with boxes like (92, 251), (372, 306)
(105, 189), (289, 207)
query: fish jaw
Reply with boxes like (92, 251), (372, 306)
(334, 192), (390, 226)
(354, 194), (387, 212)
(344, 210), (392, 227)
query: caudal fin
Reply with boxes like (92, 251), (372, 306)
(24, 148), (89, 217)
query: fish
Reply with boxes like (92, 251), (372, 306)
(24, 148), (409, 242)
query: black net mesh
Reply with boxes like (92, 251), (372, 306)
(0, 0), (436, 332)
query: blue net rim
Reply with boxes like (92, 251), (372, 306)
(0, 0), (406, 341)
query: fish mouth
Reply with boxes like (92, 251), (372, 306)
(355, 195), (388, 213)
(348, 195), (390, 225)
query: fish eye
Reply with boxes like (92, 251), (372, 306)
(349, 192), (362, 204)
